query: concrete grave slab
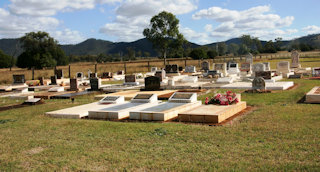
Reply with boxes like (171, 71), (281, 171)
(220, 81), (294, 90)
(48, 87), (64, 92)
(305, 86), (320, 103)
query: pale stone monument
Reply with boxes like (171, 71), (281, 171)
(277, 61), (290, 74)
(185, 66), (196, 73)
(263, 62), (270, 71)
(291, 50), (300, 68)
(227, 62), (240, 75)
(245, 53), (253, 64)
(252, 63), (266, 77)
(214, 63), (227, 77)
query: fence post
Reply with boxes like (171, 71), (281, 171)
(68, 64), (71, 78)
(147, 61), (150, 70)
(95, 63), (97, 73)
(124, 62), (127, 74)
(32, 67), (34, 80)
(184, 58), (187, 67)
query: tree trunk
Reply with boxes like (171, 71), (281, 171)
(163, 50), (167, 65)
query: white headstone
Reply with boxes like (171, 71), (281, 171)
(227, 63), (240, 75)
(263, 62), (270, 71)
(277, 61), (290, 74)
(245, 53), (253, 64)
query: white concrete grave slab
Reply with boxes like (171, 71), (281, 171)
(46, 96), (124, 119)
(305, 86), (320, 103)
(88, 94), (159, 120)
(48, 87), (64, 92)
(181, 76), (198, 83)
(130, 92), (201, 121)
(220, 81), (294, 90)
(216, 77), (234, 84)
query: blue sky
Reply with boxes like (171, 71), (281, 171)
(0, 0), (319, 45)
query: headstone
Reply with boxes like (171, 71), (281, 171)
(69, 78), (79, 91)
(227, 61), (236, 70)
(201, 61), (210, 72)
(252, 77), (266, 90)
(117, 70), (125, 75)
(90, 78), (101, 91)
(291, 50), (300, 68)
(55, 69), (63, 79)
(90, 73), (97, 78)
(312, 67), (320, 77)
(13, 75), (25, 84)
(240, 63), (251, 72)
(252, 63), (266, 73)
(165, 64), (179, 73)
(144, 76), (161, 91)
(255, 71), (272, 80)
(277, 61), (290, 74)
(207, 70), (218, 77)
(151, 67), (157, 72)
(155, 70), (166, 81)
(50, 75), (57, 85)
(38, 77), (44, 85)
(76, 72), (83, 79)
(214, 63), (227, 76)
(185, 66), (196, 73)
(165, 65), (172, 73)
(178, 66), (183, 72)
(125, 75), (136, 83)
(102, 72), (113, 78)
(245, 53), (253, 64)
(88, 70), (92, 78)
(227, 62), (239, 75)
(263, 62), (270, 71)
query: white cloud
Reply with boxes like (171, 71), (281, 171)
(192, 5), (295, 41)
(99, 0), (197, 42)
(9, 0), (121, 16)
(302, 25), (320, 35)
(51, 29), (86, 44)
(180, 26), (210, 44)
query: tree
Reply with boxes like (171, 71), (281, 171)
(143, 11), (185, 65)
(16, 31), (67, 69)
(241, 35), (253, 48)
(227, 43), (239, 56)
(0, 49), (12, 68)
(207, 50), (218, 59)
(253, 38), (263, 53)
(189, 48), (207, 60)
(238, 44), (249, 55)
(218, 42), (227, 56)
(263, 40), (277, 53)
(275, 37), (282, 51)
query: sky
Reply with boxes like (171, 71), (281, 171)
(0, 0), (319, 45)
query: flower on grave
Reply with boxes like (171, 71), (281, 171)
(205, 97), (209, 105)
(206, 91), (238, 105)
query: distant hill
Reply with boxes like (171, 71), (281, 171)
(0, 34), (319, 57)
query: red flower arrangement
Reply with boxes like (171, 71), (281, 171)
(206, 91), (239, 105)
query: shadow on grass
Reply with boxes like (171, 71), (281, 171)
(297, 95), (306, 104)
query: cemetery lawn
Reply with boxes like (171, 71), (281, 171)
(0, 79), (319, 171)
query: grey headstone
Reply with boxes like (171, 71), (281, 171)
(125, 75), (136, 83)
(69, 78), (78, 91)
(252, 63), (266, 72)
(185, 66), (196, 73)
(252, 77), (266, 90)
(291, 50), (300, 68)
(13, 75), (25, 84)
(201, 61), (210, 72)
(245, 53), (253, 64)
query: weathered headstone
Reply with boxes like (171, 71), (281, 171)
(55, 69), (63, 79)
(255, 71), (272, 80)
(252, 77), (266, 90)
(125, 75), (136, 83)
(252, 63), (266, 73)
(50, 75), (57, 85)
(69, 78), (79, 91)
(245, 53), (253, 64)
(201, 61), (210, 72)
(214, 63), (227, 76)
(291, 50), (300, 68)
(155, 70), (166, 81)
(144, 76), (161, 91)
(185, 66), (196, 73)
(151, 67), (157, 72)
(89, 78), (100, 91)
(277, 61), (290, 74)
(13, 75), (25, 84)
(240, 63), (251, 72)
(263, 62), (270, 71)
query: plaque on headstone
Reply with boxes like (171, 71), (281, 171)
(125, 75), (136, 83)
(144, 76), (161, 91)
(76, 72), (83, 78)
(90, 78), (100, 91)
(50, 75), (57, 85)
(263, 62), (270, 71)
(201, 61), (210, 72)
(171, 93), (192, 99)
(255, 71), (272, 80)
(252, 77), (266, 90)
(133, 94), (153, 99)
(155, 70), (166, 81)
(240, 63), (251, 72)
(55, 69), (63, 79)
(291, 50), (300, 68)
(13, 75), (25, 84)
(69, 78), (79, 91)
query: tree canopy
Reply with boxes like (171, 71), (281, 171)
(16, 31), (68, 69)
(0, 49), (12, 68)
(143, 11), (185, 64)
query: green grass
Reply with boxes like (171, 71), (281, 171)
(0, 80), (320, 170)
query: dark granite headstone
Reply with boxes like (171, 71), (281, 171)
(201, 61), (210, 72)
(50, 75), (57, 85)
(252, 77), (266, 90)
(178, 66), (183, 72)
(155, 70), (166, 81)
(255, 71), (272, 80)
(69, 78), (78, 91)
(125, 75), (136, 83)
(165, 65), (172, 73)
(90, 73), (97, 78)
(55, 69), (63, 79)
(13, 75), (25, 84)
(144, 76), (161, 91)
(90, 78), (100, 91)
(207, 70), (217, 76)
(38, 77), (44, 85)
(117, 70), (124, 75)
(102, 72), (113, 78)
(76, 72), (83, 78)
(165, 64), (179, 73)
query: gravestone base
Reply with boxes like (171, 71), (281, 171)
(305, 86), (320, 103)
(216, 77), (234, 84)
(166, 73), (181, 77)
(123, 82), (140, 86)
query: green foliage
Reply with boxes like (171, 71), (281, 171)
(189, 48), (207, 59)
(227, 43), (239, 56)
(217, 42), (227, 56)
(237, 44), (249, 55)
(16, 31), (67, 69)
(275, 37), (283, 51)
(263, 40), (277, 53)
(207, 50), (218, 59)
(0, 49), (13, 68)
(143, 11), (185, 63)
